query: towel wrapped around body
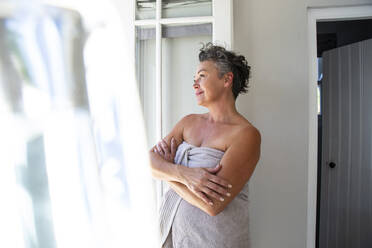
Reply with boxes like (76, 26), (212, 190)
(159, 141), (250, 248)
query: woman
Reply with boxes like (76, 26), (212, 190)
(149, 43), (261, 248)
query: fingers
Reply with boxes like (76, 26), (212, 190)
(208, 174), (232, 189)
(201, 186), (226, 202)
(204, 165), (232, 189)
(155, 139), (169, 157)
(194, 191), (213, 205)
(160, 139), (170, 156)
(154, 138), (176, 163)
(205, 181), (231, 197)
(155, 143), (165, 157)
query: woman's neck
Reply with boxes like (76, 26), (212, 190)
(206, 100), (239, 124)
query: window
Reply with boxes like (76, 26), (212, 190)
(132, 0), (234, 206)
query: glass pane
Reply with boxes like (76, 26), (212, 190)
(162, 0), (212, 18)
(135, 26), (157, 149)
(136, 0), (156, 20)
(161, 23), (212, 137)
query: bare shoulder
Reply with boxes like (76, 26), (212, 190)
(179, 113), (207, 126)
(172, 113), (197, 128)
(183, 113), (207, 121)
(221, 122), (261, 171)
(240, 125), (261, 143)
(232, 118), (261, 146)
(168, 113), (205, 144)
(180, 113), (199, 122)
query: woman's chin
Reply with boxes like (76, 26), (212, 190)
(196, 96), (205, 105)
(196, 100), (205, 106)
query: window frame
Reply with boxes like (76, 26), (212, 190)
(130, 0), (234, 204)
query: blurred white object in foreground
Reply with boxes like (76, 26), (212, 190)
(0, 0), (158, 247)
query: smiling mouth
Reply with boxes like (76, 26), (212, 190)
(196, 91), (204, 96)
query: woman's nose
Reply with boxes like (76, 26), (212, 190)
(193, 80), (199, 89)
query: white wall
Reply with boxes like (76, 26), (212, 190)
(233, 0), (372, 247)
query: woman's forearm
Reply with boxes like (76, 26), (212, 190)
(150, 149), (224, 216)
(149, 150), (183, 183)
(167, 181), (219, 216)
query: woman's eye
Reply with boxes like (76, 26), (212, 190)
(200, 74), (205, 77)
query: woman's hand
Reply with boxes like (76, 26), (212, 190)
(153, 137), (232, 205)
(153, 137), (177, 163)
(177, 164), (232, 205)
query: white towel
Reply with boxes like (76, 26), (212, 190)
(159, 141), (250, 248)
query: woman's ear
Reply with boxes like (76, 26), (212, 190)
(224, 72), (234, 88)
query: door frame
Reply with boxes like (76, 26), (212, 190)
(307, 5), (372, 248)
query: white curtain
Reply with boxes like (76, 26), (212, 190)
(0, 1), (158, 247)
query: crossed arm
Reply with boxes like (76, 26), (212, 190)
(149, 115), (261, 216)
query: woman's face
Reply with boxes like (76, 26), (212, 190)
(193, 60), (226, 106)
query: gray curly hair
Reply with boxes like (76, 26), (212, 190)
(198, 42), (251, 99)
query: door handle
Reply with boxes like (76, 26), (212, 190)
(329, 162), (336, 168)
